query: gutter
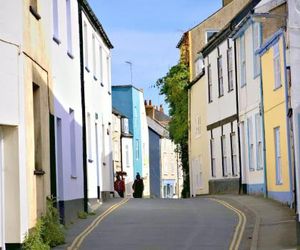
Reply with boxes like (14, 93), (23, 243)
(78, 0), (88, 212)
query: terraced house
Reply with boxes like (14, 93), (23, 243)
(179, 0), (250, 196)
(0, 0), (52, 248)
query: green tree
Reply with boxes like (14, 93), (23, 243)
(156, 63), (190, 197)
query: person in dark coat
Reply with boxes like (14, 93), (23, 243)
(132, 173), (144, 198)
(114, 174), (125, 198)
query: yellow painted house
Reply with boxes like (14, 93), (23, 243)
(258, 30), (294, 205)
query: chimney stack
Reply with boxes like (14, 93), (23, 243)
(159, 104), (164, 113)
(149, 100), (152, 106)
(145, 99), (154, 119)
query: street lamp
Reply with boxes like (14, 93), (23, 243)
(125, 61), (133, 85)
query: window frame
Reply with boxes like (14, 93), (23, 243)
(273, 42), (282, 90)
(240, 34), (246, 87)
(253, 22), (261, 78)
(217, 55), (224, 97)
(274, 127), (282, 185)
(221, 135), (227, 177)
(207, 64), (213, 103)
(227, 47), (234, 92)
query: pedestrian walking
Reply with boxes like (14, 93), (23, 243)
(132, 173), (144, 198)
(114, 174), (125, 198)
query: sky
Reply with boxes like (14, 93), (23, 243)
(88, 0), (222, 113)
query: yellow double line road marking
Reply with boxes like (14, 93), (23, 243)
(68, 198), (129, 250)
(209, 198), (247, 250)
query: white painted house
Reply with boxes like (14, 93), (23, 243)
(232, 16), (265, 195)
(80, 0), (114, 206)
(287, 0), (300, 220)
(51, 0), (84, 224)
(202, 36), (240, 193)
(140, 92), (150, 197)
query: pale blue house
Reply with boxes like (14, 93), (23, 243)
(112, 85), (143, 177)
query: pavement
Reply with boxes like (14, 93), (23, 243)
(212, 195), (298, 250)
(53, 195), (299, 250)
(52, 198), (124, 250)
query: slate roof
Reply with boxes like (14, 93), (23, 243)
(147, 117), (169, 138)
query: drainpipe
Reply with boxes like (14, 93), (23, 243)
(233, 40), (243, 194)
(282, 34), (295, 208)
(78, 0), (88, 212)
(258, 47), (268, 198)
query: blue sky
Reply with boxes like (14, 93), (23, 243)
(88, 0), (222, 112)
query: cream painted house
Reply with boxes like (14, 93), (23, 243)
(180, 0), (250, 196)
(0, 0), (52, 247)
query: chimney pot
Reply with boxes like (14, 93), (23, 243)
(144, 100), (147, 106)
(149, 100), (152, 106)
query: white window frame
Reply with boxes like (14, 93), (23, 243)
(208, 64), (213, 103)
(84, 22), (89, 70)
(274, 127), (282, 184)
(52, 0), (60, 42)
(230, 132), (238, 176)
(255, 114), (263, 170)
(273, 42), (282, 89)
(218, 55), (224, 97)
(247, 117), (255, 171)
(92, 34), (97, 79)
(240, 34), (246, 87)
(227, 47), (234, 91)
(253, 22), (261, 78)
(69, 109), (77, 178)
(87, 112), (92, 161)
(210, 138), (216, 177)
(66, 0), (73, 57)
(221, 135), (227, 176)
(205, 29), (219, 43)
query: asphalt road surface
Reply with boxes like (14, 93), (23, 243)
(79, 198), (241, 250)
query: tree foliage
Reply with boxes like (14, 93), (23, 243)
(156, 63), (190, 197)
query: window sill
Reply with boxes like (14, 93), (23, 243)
(208, 100), (213, 104)
(34, 169), (45, 176)
(101, 82), (104, 87)
(93, 75), (98, 81)
(218, 94), (224, 98)
(241, 83), (246, 88)
(67, 51), (74, 59)
(108, 91), (111, 95)
(88, 159), (93, 163)
(228, 88), (234, 93)
(30, 6), (41, 20)
(276, 181), (283, 186)
(53, 36), (61, 45)
(71, 175), (77, 179)
(253, 73), (261, 79)
(249, 168), (255, 172)
(85, 66), (90, 73)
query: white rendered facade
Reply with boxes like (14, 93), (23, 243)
(51, 0), (84, 218)
(81, 9), (113, 203)
(140, 92), (150, 197)
(206, 39), (240, 184)
(287, 0), (300, 220)
(234, 20), (265, 194)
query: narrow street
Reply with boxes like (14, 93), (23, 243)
(77, 198), (247, 250)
